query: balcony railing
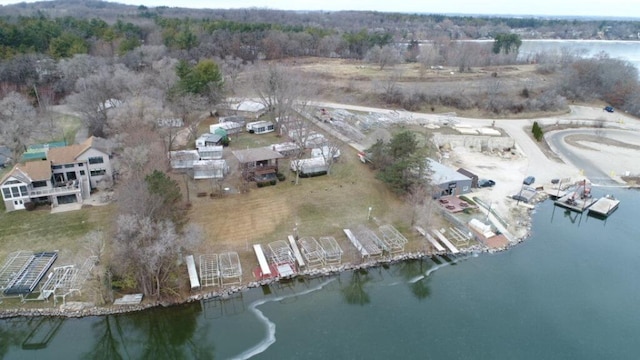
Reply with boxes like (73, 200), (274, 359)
(29, 182), (81, 197)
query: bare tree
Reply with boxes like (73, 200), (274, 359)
(365, 44), (403, 70)
(0, 92), (38, 164)
(253, 64), (308, 135)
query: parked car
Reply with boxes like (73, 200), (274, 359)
(604, 106), (614, 113)
(523, 176), (535, 185)
(478, 179), (495, 188)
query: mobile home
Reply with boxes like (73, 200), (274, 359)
(246, 121), (274, 134)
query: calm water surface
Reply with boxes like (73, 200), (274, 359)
(1, 187), (639, 359)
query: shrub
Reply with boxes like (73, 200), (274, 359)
(276, 172), (286, 181)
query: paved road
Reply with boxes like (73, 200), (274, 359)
(546, 128), (639, 186)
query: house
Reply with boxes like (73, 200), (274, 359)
(168, 150), (200, 170)
(246, 121), (274, 134)
(192, 160), (229, 180)
(457, 168), (479, 188)
(197, 146), (223, 160)
(427, 158), (472, 198)
(232, 147), (283, 183)
(1, 136), (113, 211)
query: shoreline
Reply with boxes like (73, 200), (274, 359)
(0, 231), (531, 319)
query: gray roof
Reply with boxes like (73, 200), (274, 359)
(232, 147), (284, 163)
(427, 158), (471, 184)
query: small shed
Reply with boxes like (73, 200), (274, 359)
(457, 168), (479, 188)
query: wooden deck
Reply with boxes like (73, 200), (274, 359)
(588, 197), (620, 217)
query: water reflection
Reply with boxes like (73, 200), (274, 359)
(341, 269), (372, 305)
(396, 259), (433, 300)
(0, 317), (37, 356)
(83, 303), (213, 359)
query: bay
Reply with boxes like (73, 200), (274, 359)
(1, 186), (639, 359)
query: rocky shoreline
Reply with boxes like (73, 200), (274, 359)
(0, 238), (533, 319)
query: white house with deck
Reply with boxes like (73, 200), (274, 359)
(1, 136), (113, 211)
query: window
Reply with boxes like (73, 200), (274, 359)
(11, 187), (20, 197)
(19, 186), (28, 196)
(32, 180), (47, 188)
(80, 170), (85, 176)
(5, 180), (20, 185)
(64, 164), (75, 168)
(2, 188), (11, 199)
(52, 165), (63, 170)
(90, 169), (106, 176)
(88, 156), (104, 164)
(78, 163), (84, 167)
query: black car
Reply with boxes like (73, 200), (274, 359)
(478, 179), (495, 188)
(604, 106), (614, 113)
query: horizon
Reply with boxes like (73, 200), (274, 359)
(0, 0), (638, 19)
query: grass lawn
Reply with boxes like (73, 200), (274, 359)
(0, 204), (115, 267)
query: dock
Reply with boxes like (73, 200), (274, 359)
(554, 193), (597, 213)
(588, 196), (620, 217)
(185, 255), (200, 290)
(287, 235), (306, 268)
(252, 244), (271, 278)
(543, 188), (567, 199)
(431, 229), (460, 254)
(415, 226), (445, 252)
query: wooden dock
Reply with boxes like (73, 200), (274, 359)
(588, 197), (620, 217)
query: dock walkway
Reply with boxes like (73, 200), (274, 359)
(431, 229), (460, 254)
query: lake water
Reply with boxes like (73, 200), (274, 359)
(519, 39), (640, 71)
(1, 186), (639, 359)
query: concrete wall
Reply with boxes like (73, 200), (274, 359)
(432, 134), (515, 152)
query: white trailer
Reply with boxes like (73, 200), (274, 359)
(246, 121), (274, 134)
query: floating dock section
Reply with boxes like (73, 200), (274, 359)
(554, 193), (597, 213)
(588, 197), (620, 217)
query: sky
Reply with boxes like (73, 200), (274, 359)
(0, 0), (637, 18)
